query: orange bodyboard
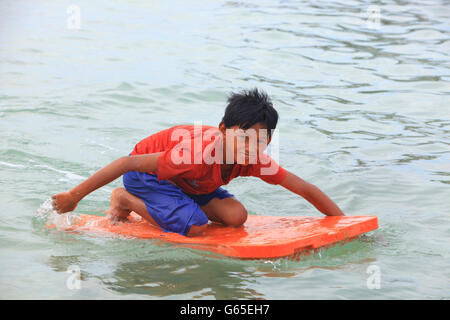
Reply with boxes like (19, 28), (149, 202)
(47, 213), (378, 259)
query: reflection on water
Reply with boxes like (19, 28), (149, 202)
(97, 258), (265, 299)
(40, 231), (380, 299)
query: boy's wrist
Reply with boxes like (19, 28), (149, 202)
(69, 188), (84, 203)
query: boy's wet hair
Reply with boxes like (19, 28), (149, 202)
(221, 88), (278, 140)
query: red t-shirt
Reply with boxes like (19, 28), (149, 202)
(130, 124), (287, 195)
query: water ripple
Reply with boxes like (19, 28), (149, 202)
(1, 0), (449, 300)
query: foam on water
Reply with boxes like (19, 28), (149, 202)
(35, 198), (81, 231)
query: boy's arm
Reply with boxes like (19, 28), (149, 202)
(279, 170), (345, 216)
(51, 152), (162, 214)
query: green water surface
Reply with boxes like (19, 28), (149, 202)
(0, 0), (449, 299)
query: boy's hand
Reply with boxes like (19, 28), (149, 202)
(51, 191), (79, 214)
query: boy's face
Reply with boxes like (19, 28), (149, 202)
(219, 122), (271, 166)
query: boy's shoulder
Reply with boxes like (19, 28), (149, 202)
(158, 124), (218, 136)
(165, 124), (221, 143)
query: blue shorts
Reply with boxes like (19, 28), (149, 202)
(122, 170), (234, 236)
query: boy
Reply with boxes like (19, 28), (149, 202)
(51, 88), (344, 237)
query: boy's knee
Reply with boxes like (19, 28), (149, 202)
(225, 207), (248, 227)
(111, 188), (141, 215)
(187, 223), (208, 237)
(111, 188), (124, 202)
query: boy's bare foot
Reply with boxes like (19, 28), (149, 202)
(107, 188), (131, 223)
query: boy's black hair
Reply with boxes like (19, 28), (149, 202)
(221, 88), (278, 140)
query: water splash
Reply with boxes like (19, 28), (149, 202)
(317, 248), (323, 259)
(263, 259), (282, 272)
(35, 198), (80, 230)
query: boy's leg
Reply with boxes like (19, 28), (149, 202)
(200, 196), (248, 227)
(109, 187), (207, 236)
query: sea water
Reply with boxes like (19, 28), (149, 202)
(0, 0), (449, 299)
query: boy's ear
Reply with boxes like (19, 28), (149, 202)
(218, 121), (226, 132)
